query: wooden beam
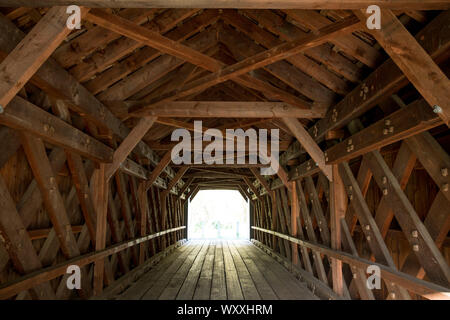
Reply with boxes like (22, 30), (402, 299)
(282, 117), (332, 181)
(21, 134), (81, 259)
(290, 181), (299, 265)
(0, 7), (88, 109)
(0, 13), (176, 180)
(0, 175), (56, 299)
(145, 150), (173, 191)
(92, 164), (109, 296)
(129, 16), (361, 115)
(355, 9), (450, 126)
(0, 96), (113, 163)
(115, 101), (326, 118)
(105, 116), (156, 180)
(365, 151), (450, 287)
(3, 1), (448, 9)
(310, 10), (450, 144)
(325, 99), (441, 164)
(330, 165), (347, 296)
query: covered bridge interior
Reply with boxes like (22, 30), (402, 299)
(0, 1), (449, 301)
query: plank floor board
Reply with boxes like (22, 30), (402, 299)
(118, 240), (320, 300)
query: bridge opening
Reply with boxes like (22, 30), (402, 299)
(187, 190), (250, 240)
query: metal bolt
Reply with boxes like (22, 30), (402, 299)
(442, 184), (449, 192)
(385, 119), (391, 126)
(349, 194), (353, 200)
(383, 128), (389, 135)
(441, 168), (448, 177)
(411, 230), (418, 238)
(433, 105), (443, 114)
(413, 244), (419, 252)
(366, 236), (371, 241)
(383, 188), (388, 196)
(382, 176), (387, 184)
(389, 126), (395, 133)
(353, 273), (357, 279)
(365, 225), (370, 231)
(0, 105), (4, 114)
(348, 139), (353, 145)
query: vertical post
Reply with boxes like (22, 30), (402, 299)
(93, 163), (109, 296)
(271, 190), (278, 251)
(330, 164), (347, 296)
(138, 182), (148, 265)
(290, 181), (299, 265)
(249, 201), (254, 240)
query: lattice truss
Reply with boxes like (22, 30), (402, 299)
(0, 4), (448, 300)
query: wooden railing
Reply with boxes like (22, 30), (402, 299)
(0, 226), (186, 299)
(252, 226), (450, 300)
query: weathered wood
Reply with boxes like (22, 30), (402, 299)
(0, 13), (176, 179)
(356, 9), (450, 126)
(3, 1), (448, 10)
(92, 164), (109, 296)
(365, 151), (450, 287)
(330, 165), (347, 296)
(129, 16), (361, 115)
(0, 97), (113, 163)
(0, 226), (185, 299)
(326, 99), (441, 164)
(311, 10), (450, 143)
(254, 226), (449, 300)
(106, 116), (156, 180)
(21, 134), (81, 259)
(282, 117), (332, 181)
(0, 175), (56, 299)
(0, 7), (86, 109)
(338, 162), (411, 299)
(109, 101), (326, 119)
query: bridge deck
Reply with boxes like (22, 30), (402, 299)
(117, 240), (319, 300)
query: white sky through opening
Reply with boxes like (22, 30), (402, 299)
(188, 190), (250, 240)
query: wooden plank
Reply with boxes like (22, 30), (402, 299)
(4, 1), (448, 10)
(0, 97), (113, 163)
(355, 9), (450, 126)
(244, 242), (318, 299)
(109, 101), (326, 119)
(0, 7), (87, 109)
(226, 241), (260, 300)
(176, 241), (211, 299)
(232, 242), (278, 300)
(222, 240), (244, 300)
(106, 116), (156, 180)
(282, 117), (332, 181)
(210, 241), (227, 300)
(158, 241), (206, 299)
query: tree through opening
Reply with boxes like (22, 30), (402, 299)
(187, 190), (250, 240)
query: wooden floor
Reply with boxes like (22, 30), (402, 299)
(117, 240), (319, 300)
